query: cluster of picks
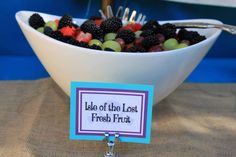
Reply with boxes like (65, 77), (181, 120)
(29, 13), (206, 53)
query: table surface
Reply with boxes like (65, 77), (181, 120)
(0, 79), (235, 157)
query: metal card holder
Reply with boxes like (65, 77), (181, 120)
(103, 132), (120, 157)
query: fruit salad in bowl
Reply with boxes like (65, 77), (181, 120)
(15, 10), (222, 104)
(28, 12), (206, 53)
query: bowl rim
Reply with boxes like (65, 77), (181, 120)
(15, 10), (222, 57)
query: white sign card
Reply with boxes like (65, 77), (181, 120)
(70, 82), (154, 144)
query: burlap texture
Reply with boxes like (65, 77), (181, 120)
(0, 79), (235, 157)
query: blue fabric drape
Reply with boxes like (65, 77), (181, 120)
(0, 0), (235, 81)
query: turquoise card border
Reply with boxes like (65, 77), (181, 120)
(70, 82), (154, 144)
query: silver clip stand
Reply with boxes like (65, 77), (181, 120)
(103, 132), (119, 157)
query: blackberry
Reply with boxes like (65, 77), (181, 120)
(44, 26), (53, 36)
(77, 42), (89, 48)
(141, 20), (161, 32)
(100, 17), (122, 33)
(116, 30), (135, 44)
(126, 46), (146, 53)
(61, 36), (73, 43)
(142, 35), (160, 49)
(67, 39), (93, 48)
(58, 14), (72, 29)
(49, 31), (71, 43)
(50, 31), (64, 41)
(89, 45), (102, 50)
(67, 38), (80, 46)
(80, 20), (95, 32)
(29, 13), (45, 29)
(159, 23), (176, 39)
(92, 27), (104, 39)
(178, 29), (206, 45)
(81, 20), (103, 39)
(178, 29), (191, 40)
(191, 35), (206, 44)
(140, 30), (155, 38)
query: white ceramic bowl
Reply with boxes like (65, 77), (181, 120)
(15, 10), (222, 105)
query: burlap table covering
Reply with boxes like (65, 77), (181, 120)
(0, 78), (235, 157)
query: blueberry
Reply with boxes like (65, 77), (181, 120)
(45, 21), (58, 31)
(44, 26), (53, 36)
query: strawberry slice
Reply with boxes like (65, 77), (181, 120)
(125, 23), (142, 32)
(95, 19), (103, 26)
(126, 43), (134, 50)
(133, 23), (142, 31)
(59, 26), (76, 37)
(76, 31), (92, 43)
(120, 25), (134, 32)
(75, 27), (81, 37)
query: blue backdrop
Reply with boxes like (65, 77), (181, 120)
(0, 0), (236, 81)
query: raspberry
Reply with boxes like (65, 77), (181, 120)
(100, 17), (122, 33)
(116, 30), (135, 44)
(29, 13), (45, 29)
(58, 14), (72, 29)
(142, 35), (160, 49)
